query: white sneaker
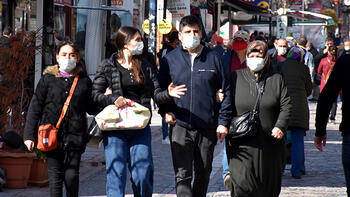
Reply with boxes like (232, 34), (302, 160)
(162, 136), (170, 144)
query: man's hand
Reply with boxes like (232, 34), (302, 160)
(168, 82), (187, 98)
(314, 134), (327, 152)
(164, 112), (176, 125)
(24, 140), (34, 151)
(216, 89), (224, 103)
(217, 125), (228, 143)
(271, 127), (284, 139)
(114, 96), (128, 108)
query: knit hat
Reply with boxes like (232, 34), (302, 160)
(287, 47), (305, 62)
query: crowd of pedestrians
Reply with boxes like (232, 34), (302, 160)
(4, 13), (347, 197)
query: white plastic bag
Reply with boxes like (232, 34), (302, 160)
(95, 100), (151, 131)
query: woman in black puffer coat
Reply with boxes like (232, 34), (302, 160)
(24, 41), (97, 197)
(92, 26), (185, 197)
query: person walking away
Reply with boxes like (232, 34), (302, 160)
(92, 26), (185, 197)
(314, 52), (350, 197)
(339, 39), (350, 56)
(226, 40), (291, 197)
(317, 46), (338, 124)
(24, 41), (97, 197)
(220, 30), (250, 190)
(297, 39), (314, 81)
(158, 15), (231, 196)
(278, 47), (312, 179)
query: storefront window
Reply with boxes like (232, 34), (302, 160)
(54, 5), (66, 41)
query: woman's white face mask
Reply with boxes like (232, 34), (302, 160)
(246, 56), (267, 72)
(129, 41), (144, 55)
(58, 58), (77, 72)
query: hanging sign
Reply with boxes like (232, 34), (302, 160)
(158, 19), (172, 34)
(166, 0), (190, 30)
(277, 15), (288, 39)
(142, 19), (150, 35)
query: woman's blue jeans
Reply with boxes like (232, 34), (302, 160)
(342, 134), (350, 196)
(290, 129), (306, 177)
(222, 140), (230, 179)
(161, 120), (169, 140)
(103, 126), (154, 197)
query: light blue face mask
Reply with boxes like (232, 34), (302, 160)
(181, 34), (201, 50)
(130, 41), (144, 55)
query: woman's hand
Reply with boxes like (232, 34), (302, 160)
(271, 127), (284, 139)
(114, 96), (128, 108)
(216, 89), (224, 103)
(104, 87), (112, 96)
(24, 140), (34, 151)
(168, 83), (187, 98)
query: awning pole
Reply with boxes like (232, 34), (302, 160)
(228, 6), (232, 40)
(217, 0), (222, 33)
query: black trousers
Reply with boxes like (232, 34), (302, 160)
(46, 150), (82, 197)
(169, 124), (217, 197)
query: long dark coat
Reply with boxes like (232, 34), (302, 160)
(226, 67), (291, 197)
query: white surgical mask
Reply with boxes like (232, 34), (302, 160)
(246, 57), (266, 72)
(129, 41), (144, 55)
(181, 34), (201, 50)
(58, 58), (77, 72)
(345, 46), (350, 51)
(277, 47), (287, 56)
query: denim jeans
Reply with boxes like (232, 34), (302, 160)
(170, 124), (217, 197)
(222, 140), (229, 180)
(46, 150), (82, 197)
(342, 134), (350, 196)
(103, 126), (154, 197)
(290, 128), (306, 177)
(161, 120), (169, 140)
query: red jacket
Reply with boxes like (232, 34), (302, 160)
(317, 56), (336, 93)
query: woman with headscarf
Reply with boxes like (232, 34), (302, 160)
(226, 40), (292, 197)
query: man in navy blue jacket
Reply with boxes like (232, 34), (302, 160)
(158, 15), (231, 196)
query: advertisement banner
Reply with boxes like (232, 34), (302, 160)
(111, 0), (133, 27)
(166, 0), (190, 30)
(277, 15), (288, 39)
(254, 0), (270, 9)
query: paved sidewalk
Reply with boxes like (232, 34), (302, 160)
(2, 102), (348, 196)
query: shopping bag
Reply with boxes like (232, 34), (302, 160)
(95, 100), (151, 131)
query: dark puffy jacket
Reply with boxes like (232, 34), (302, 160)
(158, 45), (231, 129)
(278, 59), (312, 130)
(24, 65), (97, 151)
(92, 53), (169, 112)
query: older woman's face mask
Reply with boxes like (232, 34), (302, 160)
(246, 51), (266, 72)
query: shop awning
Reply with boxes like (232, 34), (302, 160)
(70, 5), (129, 12)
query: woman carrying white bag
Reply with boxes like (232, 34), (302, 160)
(92, 26), (186, 197)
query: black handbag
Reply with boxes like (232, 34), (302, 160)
(228, 80), (265, 139)
(86, 119), (103, 148)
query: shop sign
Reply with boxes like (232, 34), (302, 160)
(142, 19), (150, 35)
(158, 19), (172, 34)
(54, 0), (72, 6)
(277, 15), (288, 39)
(166, 0), (190, 30)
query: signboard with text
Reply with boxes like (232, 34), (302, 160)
(166, 0), (190, 30)
(277, 15), (288, 38)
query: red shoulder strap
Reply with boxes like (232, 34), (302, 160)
(56, 75), (79, 129)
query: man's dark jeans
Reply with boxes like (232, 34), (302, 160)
(169, 124), (217, 197)
(47, 150), (82, 197)
(342, 134), (350, 196)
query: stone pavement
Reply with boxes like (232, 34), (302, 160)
(2, 101), (348, 197)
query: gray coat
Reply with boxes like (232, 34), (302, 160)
(278, 58), (313, 130)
